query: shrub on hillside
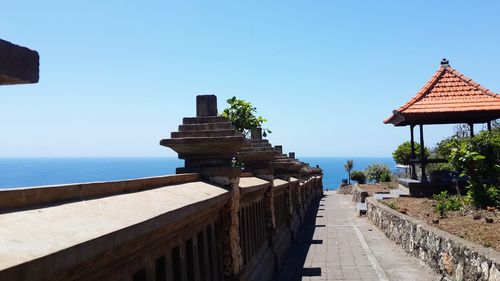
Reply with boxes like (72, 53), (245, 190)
(350, 170), (367, 184)
(365, 163), (391, 183)
(448, 130), (500, 208)
(392, 141), (429, 165)
(433, 191), (463, 218)
(379, 171), (392, 182)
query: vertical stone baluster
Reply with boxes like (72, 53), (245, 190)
(219, 177), (243, 279)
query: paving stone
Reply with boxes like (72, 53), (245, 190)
(277, 191), (441, 280)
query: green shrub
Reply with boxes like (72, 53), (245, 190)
(433, 191), (448, 217)
(379, 171), (392, 182)
(221, 96), (271, 137)
(392, 141), (430, 165)
(433, 191), (463, 217)
(427, 163), (453, 174)
(365, 163), (391, 183)
(432, 137), (463, 160)
(386, 201), (398, 210)
(448, 130), (500, 208)
(446, 196), (463, 211)
(350, 170), (367, 184)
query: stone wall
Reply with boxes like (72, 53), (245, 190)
(367, 198), (500, 281)
(0, 173), (323, 281)
(337, 184), (354, 194)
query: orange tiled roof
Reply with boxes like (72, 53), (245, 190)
(384, 59), (500, 125)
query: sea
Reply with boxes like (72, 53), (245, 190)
(0, 157), (396, 190)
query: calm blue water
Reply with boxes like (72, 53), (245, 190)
(0, 157), (395, 189)
(301, 157), (396, 189)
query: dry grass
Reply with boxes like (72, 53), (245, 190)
(382, 197), (500, 251)
(359, 182), (396, 196)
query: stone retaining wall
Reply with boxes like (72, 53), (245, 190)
(367, 198), (500, 281)
(352, 186), (360, 202)
(336, 184), (353, 194)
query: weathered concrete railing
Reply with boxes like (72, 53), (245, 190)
(238, 174), (323, 281)
(0, 173), (200, 212)
(0, 172), (323, 281)
(0, 174), (228, 281)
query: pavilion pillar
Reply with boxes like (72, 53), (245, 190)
(487, 121), (492, 131)
(469, 123), (474, 137)
(419, 124), (427, 182)
(410, 125), (417, 180)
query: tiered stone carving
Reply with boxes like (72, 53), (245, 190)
(159, 94), (324, 281)
(237, 127), (279, 240)
(236, 127), (277, 176)
(160, 95), (246, 179)
(160, 95), (245, 279)
(270, 146), (304, 180)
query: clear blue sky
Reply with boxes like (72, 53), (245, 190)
(1, 1), (499, 157)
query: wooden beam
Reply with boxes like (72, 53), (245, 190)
(469, 123), (474, 137)
(410, 125), (417, 180)
(419, 124), (427, 182)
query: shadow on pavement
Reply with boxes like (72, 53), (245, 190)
(276, 194), (326, 280)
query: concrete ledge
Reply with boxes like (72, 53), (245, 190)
(273, 179), (289, 188)
(0, 39), (39, 85)
(0, 173), (200, 212)
(239, 176), (270, 195)
(398, 178), (466, 197)
(367, 198), (500, 281)
(0, 182), (230, 280)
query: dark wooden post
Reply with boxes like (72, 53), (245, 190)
(410, 124), (417, 180)
(419, 124), (427, 182)
(487, 121), (492, 131)
(469, 123), (474, 137)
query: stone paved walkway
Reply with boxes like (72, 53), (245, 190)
(277, 191), (441, 281)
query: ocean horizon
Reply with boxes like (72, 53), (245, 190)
(0, 157), (396, 190)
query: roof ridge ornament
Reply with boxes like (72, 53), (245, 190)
(440, 58), (450, 67)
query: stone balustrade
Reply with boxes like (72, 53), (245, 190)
(0, 171), (323, 281)
(0, 95), (323, 281)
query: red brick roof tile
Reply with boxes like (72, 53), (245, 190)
(384, 61), (500, 125)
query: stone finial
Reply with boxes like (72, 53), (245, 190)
(196, 95), (218, 117)
(250, 127), (262, 140)
(289, 152), (295, 159)
(275, 145), (283, 154)
(440, 58), (450, 67)
(270, 146), (304, 178)
(160, 95), (245, 177)
(236, 127), (277, 171)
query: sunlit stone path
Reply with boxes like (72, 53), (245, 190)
(277, 191), (440, 281)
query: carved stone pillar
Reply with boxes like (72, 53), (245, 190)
(160, 95), (246, 280)
(220, 177), (243, 279)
